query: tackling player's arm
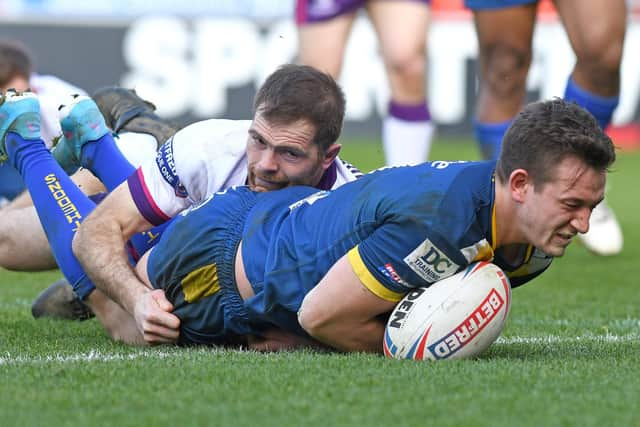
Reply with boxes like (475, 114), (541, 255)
(297, 252), (398, 353)
(72, 181), (180, 342)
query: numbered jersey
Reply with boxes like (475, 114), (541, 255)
(126, 119), (362, 225)
(241, 161), (553, 332)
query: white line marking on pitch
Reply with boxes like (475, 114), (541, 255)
(0, 348), (215, 365)
(0, 335), (637, 365)
(497, 334), (639, 344)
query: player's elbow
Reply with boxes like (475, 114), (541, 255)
(297, 299), (329, 338)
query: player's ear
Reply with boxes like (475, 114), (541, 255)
(321, 143), (341, 168)
(509, 168), (530, 203)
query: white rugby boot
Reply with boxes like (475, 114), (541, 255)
(578, 199), (623, 256)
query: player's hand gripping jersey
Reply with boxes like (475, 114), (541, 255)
(127, 119), (362, 225)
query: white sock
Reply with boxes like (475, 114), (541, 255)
(382, 116), (435, 166)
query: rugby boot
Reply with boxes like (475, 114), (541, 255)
(0, 89), (41, 164)
(31, 278), (94, 321)
(51, 94), (110, 173)
(92, 86), (179, 148)
(577, 199), (623, 256)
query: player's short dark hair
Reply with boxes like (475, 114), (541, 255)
(0, 40), (34, 88)
(253, 64), (345, 152)
(496, 98), (616, 188)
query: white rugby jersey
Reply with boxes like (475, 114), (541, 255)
(30, 73), (87, 147)
(127, 119), (363, 225)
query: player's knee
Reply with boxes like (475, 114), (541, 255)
(0, 234), (19, 269)
(385, 48), (426, 85)
(574, 40), (623, 90)
(481, 43), (531, 99)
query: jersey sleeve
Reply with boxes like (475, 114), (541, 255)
(127, 119), (249, 225)
(346, 222), (466, 302)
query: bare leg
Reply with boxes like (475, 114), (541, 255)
(367, 1), (429, 104)
(367, 0), (434, 165)
(297, 12), (357, 78)
(473, 4), (537, 123)
(556, 0), (626, 97)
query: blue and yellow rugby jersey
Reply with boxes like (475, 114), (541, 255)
(241, 160), (552, 332)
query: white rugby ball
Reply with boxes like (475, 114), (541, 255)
(383, 261), (511, 360)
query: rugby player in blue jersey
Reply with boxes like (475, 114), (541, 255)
(465, 0), (626, 256)
(0, 92), (614, 352)
(120, 98), (614, 350)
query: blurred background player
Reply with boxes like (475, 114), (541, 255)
(296, 0), (435, 166)
(465, 0), (626, 256)
(0, 39), (86, 206)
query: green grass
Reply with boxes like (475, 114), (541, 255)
(1, 138), (639, 427)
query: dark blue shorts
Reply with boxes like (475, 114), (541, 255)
(464, 0), (537, 10)
(296, 0), (431, 25)
(146, 188), (259, 345)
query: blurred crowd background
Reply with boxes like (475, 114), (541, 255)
(0, 0), (638, 141)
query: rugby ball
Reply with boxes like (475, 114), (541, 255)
(383, 261), (511, 360)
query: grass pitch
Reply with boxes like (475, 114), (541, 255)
(1, 138), (639, 427)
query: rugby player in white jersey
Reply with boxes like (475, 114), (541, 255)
(59, 64), (360, 340)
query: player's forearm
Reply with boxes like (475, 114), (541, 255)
(73, 216), (146, 315)
(299, 315), (385, 353)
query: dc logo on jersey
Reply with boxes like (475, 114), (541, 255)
(156, 137), (187, 198)
(404, 239), (459, 283)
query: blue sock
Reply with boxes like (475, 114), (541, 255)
(0, 163), (25, 200)
(7, 132), (97, 298)
(473, 119), (512, 160)
(80, 133), (136, 192)
(564, 77), (619, 129)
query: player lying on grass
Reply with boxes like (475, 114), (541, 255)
(0, 89), (614, 351)
(126, 98), (614, 351)
(0, 64), (361, 341)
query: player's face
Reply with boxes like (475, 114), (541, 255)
(520, 156), (606, 257)
(246, 110), (337, 192)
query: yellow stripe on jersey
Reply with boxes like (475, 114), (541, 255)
(347, 246), (405, 302)
(181, 263), (221, 303)
(472, 240), (495, 262)
(491, 198), (498, 249)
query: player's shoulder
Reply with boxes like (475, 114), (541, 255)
(431, 160), (495, 196)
